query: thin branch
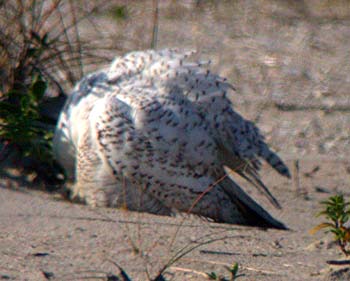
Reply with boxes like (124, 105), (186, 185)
(155, 235), (237, 279)
(37, 0), (62, 28)
(169, 174), (228, 249)
(274, 100), (350, 112)
(56, 3), (77, 84)
(47, 3), (107, 47)
(69, 0), (84, 79)
(151, 0), (159, 49)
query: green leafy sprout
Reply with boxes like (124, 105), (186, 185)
(310, 194), (350, 256)
(207, 262), (244, 281)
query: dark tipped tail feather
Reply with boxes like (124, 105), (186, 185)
(220, 148), (283, 210)
(258, 145), (291, 179)
(235, 167), (282, 209)
(221, 177), (288, 230)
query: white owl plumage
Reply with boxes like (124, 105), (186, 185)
(54, 49), (290, 229)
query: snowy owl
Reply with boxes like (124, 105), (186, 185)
(54, 49), (290, 229)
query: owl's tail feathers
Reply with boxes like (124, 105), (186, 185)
(219, 146), (282, 210)
(220, 177), (288, 230)
(258, 144), (291, 179)
(234, 167), (282, 209)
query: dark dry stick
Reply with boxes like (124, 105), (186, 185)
(293, 159), (309, 199)
(326, 259), (350, 265)
(274, 100), (350, 112)
(151, 0), (159, 49)
(293, 160), (301, 196)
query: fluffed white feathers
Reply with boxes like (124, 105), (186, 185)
(54, 49), (290, 229)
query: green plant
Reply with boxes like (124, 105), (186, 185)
(0, 72), (66, 185)
(0, 0), (118, 185)
(207, 262), (244, 281)
(0, 74), (50, 159)
(109, 5), (128, 21)
(310, 194), (350, 256)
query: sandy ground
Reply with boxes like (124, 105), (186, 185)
(1, 158), (350, 281)
(1, 1), (350, 280)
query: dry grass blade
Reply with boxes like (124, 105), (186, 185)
(169, 174), (228, 249)
(0, 0), (117, 95)
(154, 234), (240, 280)
(309, 222), (333, 235)
(169, 266), (209, 278)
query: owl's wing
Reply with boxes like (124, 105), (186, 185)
(89, 90), (218, 208)
(104, 49), (290, 208)
(106, 48), (290, 174)
(88, 91), (286, 229)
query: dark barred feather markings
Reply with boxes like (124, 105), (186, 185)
(54, 49), (290, 229)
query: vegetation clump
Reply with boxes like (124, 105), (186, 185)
(207, 262), (244, 280)
(0, 0), (113, 186)
(311, 194), (350, 256)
